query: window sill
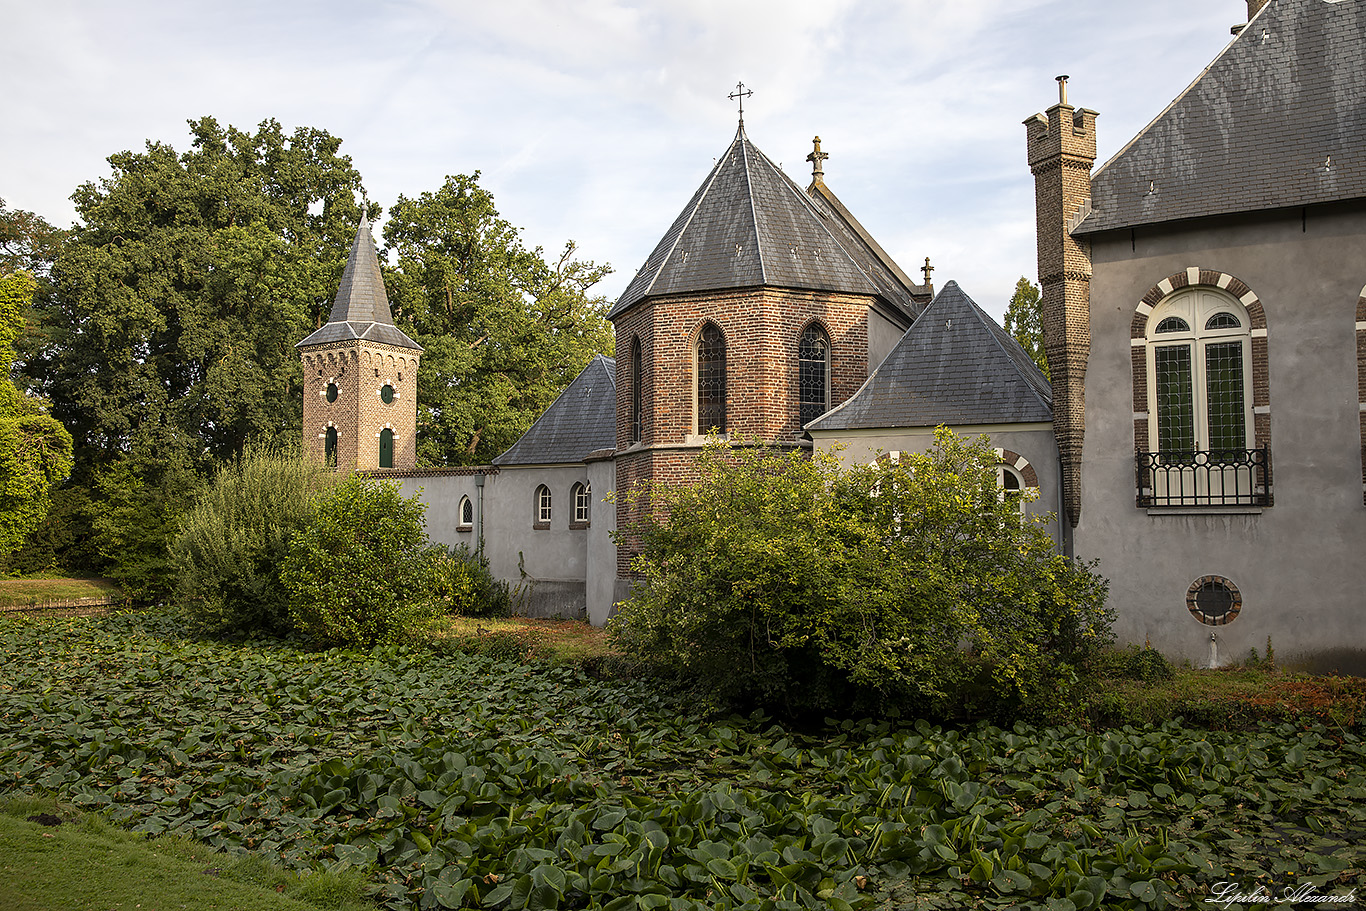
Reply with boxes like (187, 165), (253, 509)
(533, 522), (550, 531)
(1146, 506), (1264, 516)
(456, 525), (473, 533)
(568, 521), (590, 530)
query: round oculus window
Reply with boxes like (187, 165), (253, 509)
(326, 382), (338, 403)
(380, 384), (395, 404)
(1186, 575), (1242, 626)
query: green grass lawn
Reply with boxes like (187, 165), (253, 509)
(1, 611), (1362, 911)
(0, 576), (122, 610)
(0, 797), (372, 911)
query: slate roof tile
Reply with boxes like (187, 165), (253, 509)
(807, 281), (1052, 431)
(493, 355), (618, 466)
(1078, 0), (1366, 235)
(298, 221), (421, 351)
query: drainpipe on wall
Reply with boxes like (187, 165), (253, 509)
(474, 473), (485, 557)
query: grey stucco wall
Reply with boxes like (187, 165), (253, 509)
(1080, 204), (1366, 668)
(400, 464), (595, 621)
(584, 458), (618, 627)
(816, 424), (1062, 545)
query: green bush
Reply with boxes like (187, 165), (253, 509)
(609, 429), (1112, 719)
(171, 444), (339, 636)
(1088, 644), (1175, 683)
(281, 475), (439, 648)
(431, 544), (511, 618)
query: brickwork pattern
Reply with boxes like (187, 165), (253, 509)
(611, 286), (875, 574)
(1128, 270), (1272, 506)
(1026, 102), (1098, 528)
(1358, 287), (1366, 504)
(300, 340), (420, 471)
(995, 449), (1040, 489)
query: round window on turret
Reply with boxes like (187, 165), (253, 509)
(326, 383), (338, 403)
(380, 384), (395, 404)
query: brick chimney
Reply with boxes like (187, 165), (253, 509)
(1247, 0), (1270, 20)
(1024, 77), (1097, 531)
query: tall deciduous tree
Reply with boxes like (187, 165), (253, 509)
(383, 174), (614, 466)
(28, 117), (374, 484)
(0, 270), (73, 562)
(0, 198), (66, 277)
(1004, 276), (1048, 380)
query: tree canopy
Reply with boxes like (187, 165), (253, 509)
(25, 117), (374, 484)
(1005, 276), (1047, 380)
(0, 269), (73, 562)
(383, 174), (614, 466)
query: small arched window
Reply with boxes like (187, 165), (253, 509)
(798, 324), (830, 427)
(572, 482), (591, 526)
(534, 485), (552, 529)
(325, 426), (338, 467)
(458, 495), (474, 531)
(379, 428), (394, 469)
(696, 322), (726, 433)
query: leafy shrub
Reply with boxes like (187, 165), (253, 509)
(171, 443), (339, 636)
(281, 475), (439, 647)
(609, 429), (1112, 719)
(1089, 644), (1176, 683)
(430, 544), (511, 618)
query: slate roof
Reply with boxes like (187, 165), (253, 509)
(298, 221), (422, 350)
(609, 128), (923, 320)
(493, 355), (617, 466)
(1076, 0), (1366, 235)
(806, 281), (1052, 432)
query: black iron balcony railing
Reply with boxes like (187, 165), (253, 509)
(1136, 447), (1272, 508)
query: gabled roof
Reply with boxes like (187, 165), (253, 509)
(807, 281), (1052, 432)
(298, 221), (422, 350)
(609, 128), (923, 320)
(1077, 0), (1366, 235)
(493, 355), (617, 466)
(807, 179), (933, 311)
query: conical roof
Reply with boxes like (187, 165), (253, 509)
(298, 221), (422, 350)
(493, 355), (617, 466)
(807, 281), (1052, 431)
(609, 128), (921, 319)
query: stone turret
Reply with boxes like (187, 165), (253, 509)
(1024, 77), (1097, 530)
(297, 221), (422, 471)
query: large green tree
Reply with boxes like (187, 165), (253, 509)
(0, 270), (73, 563)
(382, 174), (614, 465)
(27, 117), (374, 483)
(0, 198), (66, 277)
(1004, 276), (1048, 380)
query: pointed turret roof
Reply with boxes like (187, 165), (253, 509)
(609, 129), (923, 320)
(298, 221), (422, 351)
(1076, 0), (1366, 235)
(807, 281), (1052, 432)
(493, 355), (617, 466)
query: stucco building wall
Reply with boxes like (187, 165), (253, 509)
(1080, 203), (1366, 667)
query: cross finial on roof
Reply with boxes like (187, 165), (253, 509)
(728, 82), (753, 128)
(807, 136), (828, 181)
(921, 257), (934, 284)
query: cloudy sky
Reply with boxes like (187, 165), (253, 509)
(3, 0), (1246, 319)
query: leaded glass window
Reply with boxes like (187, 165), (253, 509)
(631, 338), (643, 443)
(1204, 341), (1245, 455)
(1154, 345), (1195, 453)
(798, 325), (830, 427)
(696, 323), (726, 433)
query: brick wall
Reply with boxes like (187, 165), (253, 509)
(300, 340), (421, 471)
(610, 286), (876, 573)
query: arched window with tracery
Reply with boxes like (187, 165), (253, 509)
(695, 322), (726, 433)
(798, 324), (830, 427)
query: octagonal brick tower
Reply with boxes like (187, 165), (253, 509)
(297, 221), (422, 471)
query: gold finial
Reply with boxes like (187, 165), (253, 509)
(807, 136), (828, 181)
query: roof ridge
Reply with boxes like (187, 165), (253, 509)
(740, 136), (766, 286)
(948, 283), (1053, 411)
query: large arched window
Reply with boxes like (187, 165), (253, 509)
(631, 337), (643, 443)
(695, 322), (726, 433)
(798, 324), (830, 427)
(1147, 289), (1251, 456)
